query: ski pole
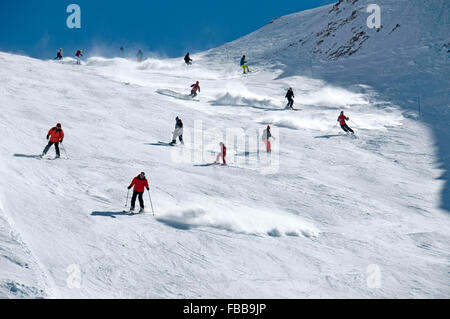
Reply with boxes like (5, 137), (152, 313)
(147, 189), (155, 216)
(348, 119), (359, 133)
(125, 189), (130, 208)
(60, 143), (69, 159)
(349, 118), (359, 127)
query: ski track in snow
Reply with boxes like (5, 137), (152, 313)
(0, 1), (449, 298)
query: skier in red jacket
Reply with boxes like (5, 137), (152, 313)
(75, 49), (83, 65)
(190, 81), (200, 97)
(215, 142), (227, 165)
(337, 111), (354, 134)
(128, 172), (150, 213)
(41, 123), (64, 158)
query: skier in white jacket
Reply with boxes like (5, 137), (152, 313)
(262, 125), (275, 152)
(170, 117), (184, 145)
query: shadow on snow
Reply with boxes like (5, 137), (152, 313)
(91, 211), (130, 218)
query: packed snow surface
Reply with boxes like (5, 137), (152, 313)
(0, 0), (449, 298)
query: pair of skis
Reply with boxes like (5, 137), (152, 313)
(158, 141), (178, 146)
(124, 189), (155, 216)
(124, 208), (145, 215)
(194, 162), (227, 167)
(39, 154), (62, 160)
(285, 106), (301, 111)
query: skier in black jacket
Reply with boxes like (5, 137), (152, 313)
(184, 53), (192, 65)
(54, 48), (63, 60)
(286, 88), (295, 109)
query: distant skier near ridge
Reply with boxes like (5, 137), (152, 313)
(286, 88), (295, 109)
(127, 172), (150, 213)
(137, 49), (143, 62)
(120, 46), (124, 57)
(169, 117), (184, 146)
(262, 125), (275, 153)
(190, 81), (200, 97)
(337, 111), (355, 134)
(54, 48), (63, 60)
(41, 123), (64, 158)
(184, 52), (193, 65)
(75, 49), (83, 65)
(240, 55), (250, 74)
(215, 142), (227, 165)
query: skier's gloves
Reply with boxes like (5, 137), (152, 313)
(60, 139), (63, 143)
(128, 186), (132, 190)
(146, 187), (150, 191)
(46, 135), (49, 140)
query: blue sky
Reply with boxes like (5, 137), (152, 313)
(0, 0), (336, 59)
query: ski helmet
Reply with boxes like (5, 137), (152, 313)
(267, 125), (271, 130)
(196, 81), (199, 84)
(176, 116), (180, 121)
(56, 123), (62, 128)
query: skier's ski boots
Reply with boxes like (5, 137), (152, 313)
(139, 208), (145, 214)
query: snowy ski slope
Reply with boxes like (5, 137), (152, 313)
(0, 0), (449, 298)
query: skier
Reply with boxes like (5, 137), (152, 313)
(337, 111), (355, 134)
(184, 52), (193, 65)
(190, 81), (200, 97)
(262, 125), (275, 152)
(215, 142), (227, 165)
(169, 117), (184, 146)
(137, 49), (143, 62)
(120, 46), (124, 57)
(54, 48), (64, 60)
(75, 49), (83, 65)
(41, 123), (64, 158)
(127, 172), (150, 213)
(285, 88), (295, 109)
(240, 55), (250, 74)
